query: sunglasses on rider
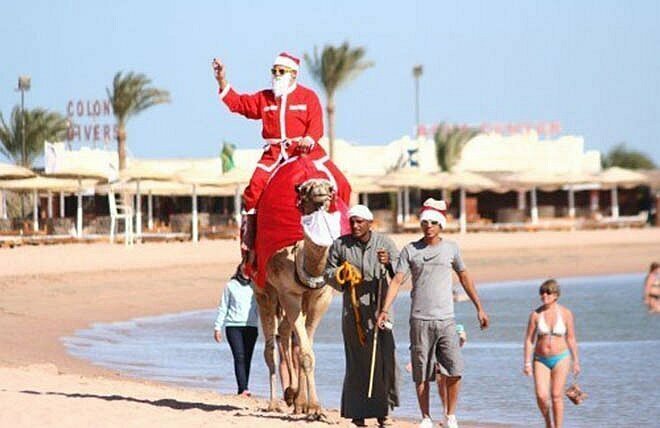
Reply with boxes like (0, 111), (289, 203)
(421, 220), (440, 226)
(271, 67), (292, 76)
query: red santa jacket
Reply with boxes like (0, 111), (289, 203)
(219, 83), (323, 144)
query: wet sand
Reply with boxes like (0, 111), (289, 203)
(0, 228), (657, 427)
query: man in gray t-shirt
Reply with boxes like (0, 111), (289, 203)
(376, 198), (489, 428)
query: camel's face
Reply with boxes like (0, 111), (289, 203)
(296, 179), (335, 215)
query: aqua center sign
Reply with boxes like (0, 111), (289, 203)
(66, 99), (118, 144)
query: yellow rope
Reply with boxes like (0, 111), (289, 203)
(336, 262), (366, 346)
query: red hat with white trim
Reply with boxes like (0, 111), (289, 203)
(273, 52), (300, 72)
(419, 198), (447, 229)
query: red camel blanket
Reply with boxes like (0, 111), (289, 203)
(254, 153), (351, 288)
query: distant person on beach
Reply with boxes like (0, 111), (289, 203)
(325, 204), (400, 427)
(523, 279), (580, 428)
(377, 198), (489, 428)
(643, 262), (660, 313)
(213, 264), (259, 396)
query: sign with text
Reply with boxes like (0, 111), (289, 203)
(66, 99), (118, 145)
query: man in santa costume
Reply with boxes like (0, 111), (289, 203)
(212, 53), (347, 259)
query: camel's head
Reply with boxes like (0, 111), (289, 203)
(296, 178), (335, 215)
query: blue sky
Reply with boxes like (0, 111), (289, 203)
(2, 0), (659, 164)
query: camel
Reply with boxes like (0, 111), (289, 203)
(253, 178), (337, 419)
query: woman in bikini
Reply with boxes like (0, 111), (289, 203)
(523, 279), (580, 428)
(643, 262), (660, 313)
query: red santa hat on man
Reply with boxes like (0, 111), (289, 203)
(419, 198), (448, 229)
(273, 52), (300, 72)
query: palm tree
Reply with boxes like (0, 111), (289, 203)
(304, 42), (373, 161)
(107, 72), (170, 170)
(434, 123), (480, 172)
(0, 106), (68, 166)
(602, 143), (655, 170)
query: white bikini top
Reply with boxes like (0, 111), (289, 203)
(537, 308), (566, 337)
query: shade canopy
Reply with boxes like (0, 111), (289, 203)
(346, 175), (396, 193)
(0, 162), (36, 179)
(596, 167), (649, 189)
(175, 165), (251, 187)
(380, 168), (499, 191)
(438, 170), (499, 192)
(120, 159), (192, 181)
(641, 169), (660, 189)
(0, 176), (96, 191)
(501, 170), (596, 191)
(97, 179), (237, 196)
(379, 168), (445, 189)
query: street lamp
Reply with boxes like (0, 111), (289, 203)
(17, 76), (31, 167)
(16, 76), (31, 219)
(412, 65), (423, 137)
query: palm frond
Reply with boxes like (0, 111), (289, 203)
(0, 106), (68, 166)
(107, 71), (170, 124)
(434, 124), (480, 172)
(304, 42), (373, 99)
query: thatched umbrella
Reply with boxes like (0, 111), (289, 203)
(502, 170), (595, 223)
(0, 176), (96, 231)
(595, 167), (648, 218)
(44, 158), (113, 238)
(0, 162), (36, 219)
(175, 165), (251, 243)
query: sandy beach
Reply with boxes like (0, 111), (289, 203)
(1, 228), (658, 427)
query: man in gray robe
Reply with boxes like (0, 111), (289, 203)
(325, 204), (400, 427)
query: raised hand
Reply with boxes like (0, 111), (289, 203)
(212, 58), (227, 89)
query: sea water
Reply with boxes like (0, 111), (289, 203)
(63, 273), (660, 427)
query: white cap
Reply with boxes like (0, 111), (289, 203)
(273, 52), (300, 72)
(419, 198), (447, 229)
(347, 204), (373, 221)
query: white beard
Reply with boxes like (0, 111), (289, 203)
(272, 74), (292, 97)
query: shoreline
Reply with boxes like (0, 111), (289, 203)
(1, 229), (658, 427)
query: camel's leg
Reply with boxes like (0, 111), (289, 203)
(255, 286), (281, 412)
(277, 315), (298, 406)
(279, 291), (314, 415)
(300, 287), (333, 419)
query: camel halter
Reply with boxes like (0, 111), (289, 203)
(335, 261), (367, 346)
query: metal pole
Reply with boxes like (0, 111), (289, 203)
(47, 191), (53, 218)
(233, 185), (242, 227)
(32, 189), (38, 232)
(1, 190), (7, 219)
(135, 179), (142, 237)
(76, 179), (83, 238)
(568, 187), (575, 218)
(412, 65), (423, 137)
(396, 190), (403, 225)
(459, 187), (467, 234)
(59, 192), (65, 218)
(611, 187), (619, 218)
(403, 187), (410, 223)
(147, 190), (153, 230)
(192, 184), (198, 243)
(530, 187), (539, 225)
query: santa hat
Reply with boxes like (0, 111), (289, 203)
(347, 204), (373, 221)
(273, 52), (300, 72)
(419, 198), (447, 229)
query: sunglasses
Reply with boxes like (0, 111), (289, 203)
(271, 68), (292, 76)
(421, 220), (440, 226)
(539, 290), (555, 295)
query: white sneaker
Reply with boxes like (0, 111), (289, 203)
(446, 414), (459, 428)
(419, 417), (433, 428)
